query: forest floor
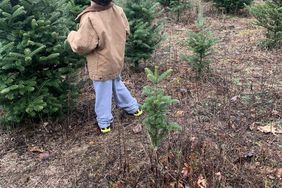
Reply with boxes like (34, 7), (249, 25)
(0, 3), (282, 188)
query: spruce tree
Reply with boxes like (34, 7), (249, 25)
(0, 0), (84, 125)
(124, 0), (162, 68)
(169, 0), (192, 22)
(68, 0), (90, 19)
(249, 0), (282, 48)
(213, 0), (253, 14)
(158, 0), (192, 22)
(158, 0), (171, 6)
(142, 66), (181, 148)
(181, 10), (218, 79)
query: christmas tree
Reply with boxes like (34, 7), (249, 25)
(0, 0), (84, 125)
(170, 0), (192, 22)
(158, 0), (171, 6)
(213, 0), (253, 14)
(68, 0), (90, 20)
(249, 0), (282, 48)
(142, 66), (181, 148)
(181, 9), (218, 79)
(158, 0), (192, 22)
(124, 0), (163, 68)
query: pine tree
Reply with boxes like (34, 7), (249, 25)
(213, 0), (253, 14)
(170, 0), (192, 22)
(0, 0), (84, 125)
(142, 66), (181, 148)
(158, 0), (192, 22)
(181, 10), (218, 79)
(158, 0), (171, 6)
(68, 0), (90, 19)
(249, 0), (282, 48)
(124, 0), (163, 68)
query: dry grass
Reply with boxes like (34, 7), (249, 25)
(1, 1), (281, 188)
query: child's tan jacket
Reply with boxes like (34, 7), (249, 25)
(67, 3), (129, 81)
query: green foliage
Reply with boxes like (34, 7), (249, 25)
(142, 66), (181, 148)
(64, 0), (90, 31)
(158, 0), (192, 22)
(249, 0), (282, 48)
(0, 0), (84, 125)
(170, 0), (192, 22)
(181, 12), (218, 79)
(74, 0), (89, 6)
(68, 0), (90, 19)
(124, 0), (163, 68)
(158, 0), (171, 6)
(212, 0), (253, 14)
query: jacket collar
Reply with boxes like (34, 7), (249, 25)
(75, 2), (114, 21)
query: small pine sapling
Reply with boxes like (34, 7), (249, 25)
(213, 0), (253, 14)
(142, 66), (181, 148)
(158, 0), (171, 6)
(158, 0), (192, 22)
(248, 0), (282, 48)
(170, 0), (192, 22)
(181, 10), (218, 79)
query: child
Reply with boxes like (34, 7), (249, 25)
(67, 0), (142, 133)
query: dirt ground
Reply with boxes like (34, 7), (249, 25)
(0, 2), (281, 188)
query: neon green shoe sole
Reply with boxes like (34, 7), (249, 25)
(100, 127), (111, 133)
(133, 109), (143, 117)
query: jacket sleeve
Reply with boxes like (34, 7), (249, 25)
(121, 10), (130, 36)
(67, 16), (98, 55)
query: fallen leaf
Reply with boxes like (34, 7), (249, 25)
(190, 136), (196, 142)
(132, 124), (142, 134)
(38, 152), (50, 160)
(257, 123), (280, 134)
(112, 180), (123, 188)
(276, 168), (282, 178)
(262, 167), (282, 179)
(215, 172), (222, 181)
(271, 110), (280, 117)
(181, 163), (191, 177)
(159, 155), (168, 164)
(28, 145), (45, 153)
(176, 111), (185, 117)
(88, 141), (95, 145)
(249, 122), (260, 130)
(197, 174), (207, 188)
(169, 182), (184, 188)
(159, 152), (174, 164)
(230, 95), (239, 102)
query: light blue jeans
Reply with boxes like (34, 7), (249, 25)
(93, 76), (139, 128)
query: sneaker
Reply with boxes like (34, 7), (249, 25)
(128, 108), (143, 117)
(100, 126), (111, 133)
(134, 108), (143, 117)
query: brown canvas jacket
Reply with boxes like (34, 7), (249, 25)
(67, 3), (130, 81)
